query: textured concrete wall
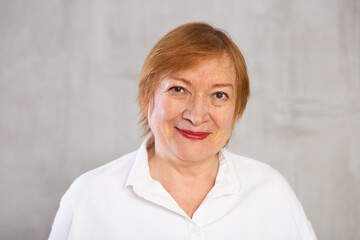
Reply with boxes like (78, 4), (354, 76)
(0, 0), (359, 239)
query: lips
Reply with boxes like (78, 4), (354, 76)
(175, 127), (210, 140)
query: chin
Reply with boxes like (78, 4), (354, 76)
(170, 141), (217, 163)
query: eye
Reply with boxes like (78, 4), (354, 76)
(211, 91), (230, 106)
(170, 86), (184, 92)
(213, 92), (228, 99)
(168, 86), (185, 94)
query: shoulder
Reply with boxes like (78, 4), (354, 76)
(226, 151), (293, 194)
(228, 152), (286, 180)
(64, 150), (137, 202)
(226, 151), (317, 239)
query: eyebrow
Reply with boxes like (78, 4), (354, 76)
(171, 77), (234, 88)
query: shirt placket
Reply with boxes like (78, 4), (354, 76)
(186, 219), (202, 240)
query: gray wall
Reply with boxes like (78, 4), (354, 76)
(0, 0), (359, 239)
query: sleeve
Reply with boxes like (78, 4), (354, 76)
(48, 189), (74, 240)
(289, 189), (318, 240)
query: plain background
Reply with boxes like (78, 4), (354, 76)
(0, 0), (359, 239)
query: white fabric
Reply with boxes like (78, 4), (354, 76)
(49, 137), (317, 240)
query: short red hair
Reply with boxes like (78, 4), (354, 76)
(138, 22), (250, 136)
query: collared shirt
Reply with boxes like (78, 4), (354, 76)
(49, 137), (317, 240)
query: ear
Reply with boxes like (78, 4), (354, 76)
(231, 112), (241, 131)
(147, 95), (155, 127)
(233, 114), (239, 123)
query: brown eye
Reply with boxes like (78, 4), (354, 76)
(169, 86), (185, 93)
(214, 92), (228, 99)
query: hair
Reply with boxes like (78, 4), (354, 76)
(137, 22), (250, 136)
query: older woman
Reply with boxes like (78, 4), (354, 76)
(49, 23), (317, 239)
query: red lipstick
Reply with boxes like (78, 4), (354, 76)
(175, 128), (210, 140)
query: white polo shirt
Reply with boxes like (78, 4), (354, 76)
(49, 137), (317, 240)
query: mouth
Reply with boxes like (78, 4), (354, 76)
(175, 127), (211, 140)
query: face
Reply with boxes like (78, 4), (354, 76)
(148, 55), (237, 164)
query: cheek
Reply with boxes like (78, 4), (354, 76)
(213, 107), (235, 131)
(152, 94), (184, 121)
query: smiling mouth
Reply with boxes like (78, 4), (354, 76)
(175, 127), (211, 140)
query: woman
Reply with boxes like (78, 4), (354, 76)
(49, 22), (317, 239)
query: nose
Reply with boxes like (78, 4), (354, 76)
(182, 96), (209, 126)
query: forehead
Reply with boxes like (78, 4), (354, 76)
(170, 55), (236, 85)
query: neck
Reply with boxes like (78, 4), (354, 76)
(147, 145), (219, 182)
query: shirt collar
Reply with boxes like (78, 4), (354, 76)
(124, 135), (153, 188)
(205, 148), (241, 201)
